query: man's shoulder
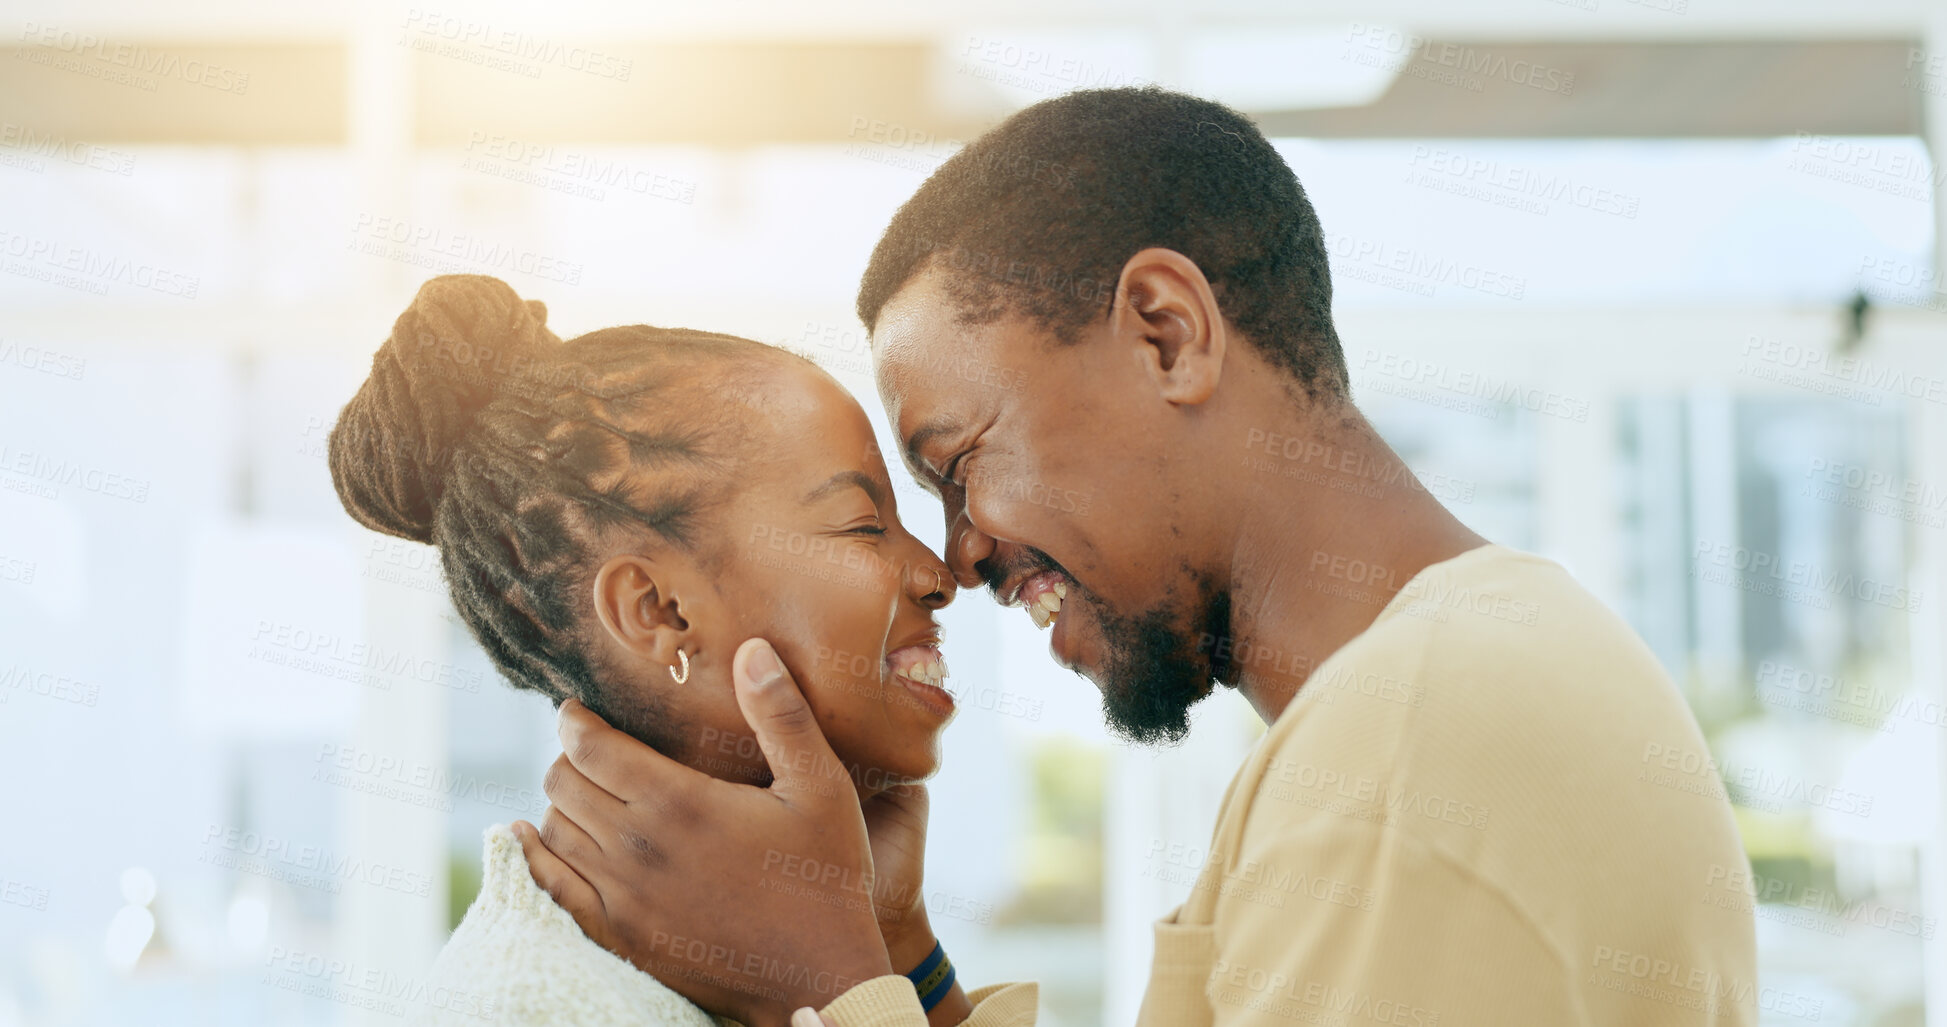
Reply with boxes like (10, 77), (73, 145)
(1294, 545), (1675, 733)
(1260, 545), (1716, 842)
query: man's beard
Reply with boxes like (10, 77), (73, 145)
(1086, 574), (1231, 745)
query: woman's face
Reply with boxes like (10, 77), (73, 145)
(640, 358), (958, 791)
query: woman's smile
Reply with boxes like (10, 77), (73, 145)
(885, 640), (954, 719)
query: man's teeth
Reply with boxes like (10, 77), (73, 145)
(1028, 581), (1067, 629)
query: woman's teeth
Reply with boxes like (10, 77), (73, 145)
(1028, 581), (1067, 629)
(891, 650), (950, 688)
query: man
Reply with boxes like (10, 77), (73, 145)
(521, 87), (1756, 1026)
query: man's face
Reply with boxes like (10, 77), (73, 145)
(871, 268), (1227, 743)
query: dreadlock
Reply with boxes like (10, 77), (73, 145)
(328, 275), (783, 741)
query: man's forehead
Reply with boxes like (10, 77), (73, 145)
(871, 276), (954, 366)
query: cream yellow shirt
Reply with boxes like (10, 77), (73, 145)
(827, 544), (1757, 1027)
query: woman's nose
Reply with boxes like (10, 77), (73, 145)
(908, 559), (957, 609)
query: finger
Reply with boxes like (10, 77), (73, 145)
(538, 803), (610, 875)
(789, 1009), (837, 1027)
(515, 820), (607, 928)
(557, 697), (697, 805)
(542, 752), (629, 829)
(733, 637), (848, 807)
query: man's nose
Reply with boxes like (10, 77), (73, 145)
(945, 505), (996, 589)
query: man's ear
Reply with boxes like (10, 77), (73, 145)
(590, 554), (691, 664)
(1109, 247), (1228, 406)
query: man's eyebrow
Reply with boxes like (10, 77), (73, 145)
(803, 470), (886, 507)
(902, 418), (960, 474)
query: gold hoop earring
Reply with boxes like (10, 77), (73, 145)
(668, 648), (690, 685)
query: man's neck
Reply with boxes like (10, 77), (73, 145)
(1219, 403), (1486, 724)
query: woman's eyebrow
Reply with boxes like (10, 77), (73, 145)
(803, 470), (886, 506)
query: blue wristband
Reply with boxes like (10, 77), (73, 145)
(905, 941), (956, 1012)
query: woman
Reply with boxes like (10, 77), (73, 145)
(328, 275), (965, 1026)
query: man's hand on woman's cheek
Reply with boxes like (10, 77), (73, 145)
(514, 638), (895, 1027)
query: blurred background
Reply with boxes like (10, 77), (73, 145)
(1, 0), (1945, 1024)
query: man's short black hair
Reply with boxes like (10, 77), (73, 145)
(856, 86), (1347, 401)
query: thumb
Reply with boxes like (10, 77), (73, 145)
(733, 638), (846, 806)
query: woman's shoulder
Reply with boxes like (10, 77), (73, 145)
(416, 824), (725, 1027)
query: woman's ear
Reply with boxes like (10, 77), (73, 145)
(1109, 247), (1228, 406)
(590, 554), (692, 665)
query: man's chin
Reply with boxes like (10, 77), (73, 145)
(1075, 575), (1227, 746)
(1093, 651), (1213, 747)
(1100, 686), (1202, 746)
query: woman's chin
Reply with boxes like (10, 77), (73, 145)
(847, 744), (941, 792)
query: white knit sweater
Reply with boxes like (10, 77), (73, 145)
(416, 824), (727, 1027)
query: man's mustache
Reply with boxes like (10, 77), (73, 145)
(978, 546), (1070, 596)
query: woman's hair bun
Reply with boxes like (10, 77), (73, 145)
(328, 274), (561, 543)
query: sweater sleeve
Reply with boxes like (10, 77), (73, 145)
(819, 978), (1038, 1026)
